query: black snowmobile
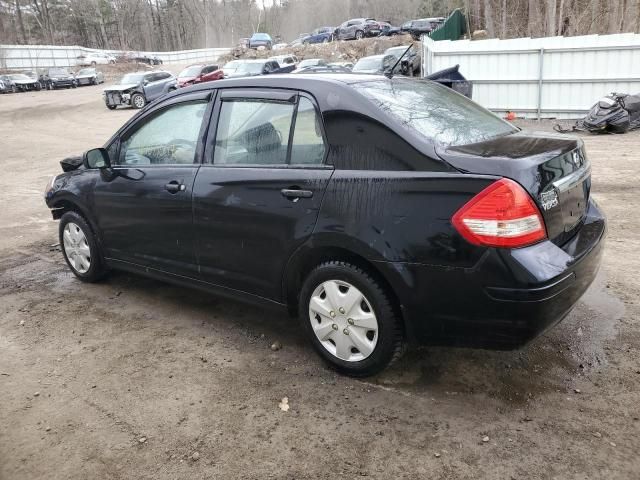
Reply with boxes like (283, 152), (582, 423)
(556, 93), (640, 134)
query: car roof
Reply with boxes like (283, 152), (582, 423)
(357, 54), (386, 60)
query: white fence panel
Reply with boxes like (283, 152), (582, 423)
(423, 34), (640, 119)
(0, 45), (232, 70)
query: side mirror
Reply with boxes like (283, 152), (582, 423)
(84, 148), (111, 169)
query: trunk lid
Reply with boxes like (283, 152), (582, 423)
(438, 132), (591, 246)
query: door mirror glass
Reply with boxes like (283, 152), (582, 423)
(84, 148), (111, 169)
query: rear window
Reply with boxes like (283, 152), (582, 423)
(358, 79), (518, 146)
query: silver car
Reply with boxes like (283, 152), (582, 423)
(75, 68), (105, 86)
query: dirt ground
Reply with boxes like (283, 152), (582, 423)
(0, 74), (639, 480)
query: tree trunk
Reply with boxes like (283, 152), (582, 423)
(15, 0), (28, 44)
(501, 0), (507, 37)
(483, 0), (495, 36)
(546, 0), (557, 36)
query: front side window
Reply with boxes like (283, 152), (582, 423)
(358, 79), (518, 146)
(119, 102), (207, 166)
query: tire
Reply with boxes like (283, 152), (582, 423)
(299, 261), (404, 377)
(11, 85), (16, 93)
(131, 93), (146, 109)
(355, 30), (364, 40)
(91, 61), (97, 66)
(106, 104), (117, 110)
(109, 60), (115, 64)
(59, 211), (108, 283)
(71, 82), (77, 89)
(322, 37), (329, 43)
(92, 77), (97, 85)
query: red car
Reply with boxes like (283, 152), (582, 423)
(177, 64), (223, 88)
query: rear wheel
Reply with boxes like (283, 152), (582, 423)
(59, 211), (108, 282)
(299, 261), (404, 377)
(131, 93), (146, 109)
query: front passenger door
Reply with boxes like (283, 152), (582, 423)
(193, 90), (333, 301)
(93, 93), (211, 277)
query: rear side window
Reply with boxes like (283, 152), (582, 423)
(291, 97), (326, 165)
(213, 95), (326, 166)
(214, 100), (294, 165)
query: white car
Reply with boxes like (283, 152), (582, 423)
(76, 53), (116, 66)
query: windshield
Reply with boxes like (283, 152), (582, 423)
(252, 33), (270, 40)
(353, 57), (382, 71)
(120, 73), (144, 84)
(77, 68), (94, 75)
(10, 74), (30, 80)
(236, 63), (264, 74)
(179, 66), (202, 78)
(358, 79), (518, 146)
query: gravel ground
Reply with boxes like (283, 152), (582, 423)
(0, 79), (639, 479)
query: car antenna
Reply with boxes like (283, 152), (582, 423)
(385, 44), (412, 79)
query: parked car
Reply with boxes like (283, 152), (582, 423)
(41, 68), (77, 89)
(268, 55), (299, 73)
(334, 18), (381, 40)
(0, 75), (13, 93)
(352, 54), (397, 74)
(304, 27), (334, 44)
(44, 74), (606, 376)
(290, 34), (310, 47)
(224, 59), (280, 78)
(272, 43), (289, 51)
(379, 22), (401, 36)
(268, 55), (299, 67)
(401, 17), (445, 39)
(249, 33), (273, 50)
(102, 70), (175, 110)
(293, 58), (327, 72)
(384, 45), (421, 76)
(123, 53), (163, 65)
(177, 64), (223, 88)
(328, 62), (354, 70)
(222, 60), (242, 77)
(5, 73), (42, 91)
(75, 67), (105, 86)
(76, 52), (116, 66)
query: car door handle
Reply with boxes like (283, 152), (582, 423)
(165, 181), (185, 194)
(281, 188), (313, 199)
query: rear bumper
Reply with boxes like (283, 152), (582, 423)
(376, 199), (606, 349)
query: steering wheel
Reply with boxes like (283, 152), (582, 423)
(168, 138), (197, 149)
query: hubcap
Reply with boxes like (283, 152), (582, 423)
(309, 280), (378, 362)
(134, 96), (145, 108)
(62, 222), (91, 274)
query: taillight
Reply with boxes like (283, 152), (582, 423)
(452, 178), (547, 248)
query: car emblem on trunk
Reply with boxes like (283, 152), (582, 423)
(540, 188), (559, 211)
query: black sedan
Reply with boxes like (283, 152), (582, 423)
(44, 74), (605, 376)
(41, 68), (77, 89)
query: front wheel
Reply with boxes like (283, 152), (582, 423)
(59, 211), (108, 282)
(106, 104), (117, 110)
(355, 30), (364, 40)
(131, 93), (146, 109)
(299, 261), (404, 376)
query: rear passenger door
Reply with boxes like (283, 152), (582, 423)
(193, 89), (333, 301)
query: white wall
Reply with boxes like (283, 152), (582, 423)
(0, 45), (232, 70)
(423, 34), (640, 119)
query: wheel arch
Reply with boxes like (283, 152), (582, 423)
(282, 243), (407, 336)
